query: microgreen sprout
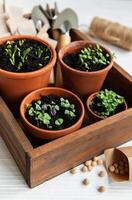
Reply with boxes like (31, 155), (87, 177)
(78, 44), (111, 71)
(26, 95), (78, 130)
(60, 98), (71, 108)
(60, 98), (76, 118)
(18, 39), (25, 46)
(90, 89), (125, 118)
(55, 118), (63, 126)
(1, 39), (51, 72)
(35, 47), (44, 58)
(21, 47), (32, 63)
(44, 55), (50, 61)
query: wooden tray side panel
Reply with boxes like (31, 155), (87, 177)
(104, 63), (132, 107)
(29, 109), (132, 187)
(0, 97), (33, 179)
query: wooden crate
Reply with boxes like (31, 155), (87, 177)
(0, 29), (132, 188)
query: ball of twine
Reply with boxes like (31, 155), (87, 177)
(89, 17), (132, 51)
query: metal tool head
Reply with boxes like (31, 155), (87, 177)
(44, 2), (59, 20)
(53, 8), (78, 33)
(31, 5), (50, 32)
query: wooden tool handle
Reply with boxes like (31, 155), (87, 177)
(57, 34), (71, 51)
(51, 29), (61, 41)
(55, 34), (71, 87)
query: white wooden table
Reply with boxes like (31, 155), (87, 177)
(0, 0), (132, 199)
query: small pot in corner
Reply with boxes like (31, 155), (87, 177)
(59, 40), (113, 97)
(86, 91), (128, 123)
(20, 87), (85, 140)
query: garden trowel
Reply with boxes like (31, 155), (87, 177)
(31, 5), (50, 32)
(53, 8), (78, 86)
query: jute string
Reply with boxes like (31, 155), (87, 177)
(89, 17), (132, 51)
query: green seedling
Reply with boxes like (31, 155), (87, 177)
(91, 89), (125, 117)
(26, 96), (77, 130)
(79, 44), (111, 71)
(2, 39), (51, 72)
(55, 118), (63, 126)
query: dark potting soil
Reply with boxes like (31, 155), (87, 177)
(90, 96), (125, 118)
(0, 39), (51, 72)
(63, 51), (110, 72)
(26, 95), (79, 130)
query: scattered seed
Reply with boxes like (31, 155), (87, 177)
(83, 178), (90, 186)
(70, 168), (76, 175)
(85, 160), (92, 166)
(97, 159), (103, 165)
(91, 161), (97, 167)
(93, 157), (98, 162)
(81, 166), (88, 173)
(108, 159), (129, 176)
(108, 165), (115, 173)
(98, 170), (105, 177)
(87, 165), (93, 171)
(98, 186), (106, 193)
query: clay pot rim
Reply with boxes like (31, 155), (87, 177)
(86, 92), (128, 120)
(0, 35), (56, 79)
(59, 40), (113, 76)
(20, 87), (85, 134)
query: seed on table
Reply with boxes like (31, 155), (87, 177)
(98, 186), (106, 193)
(98, 170), (105, 177)
(81, 166), (88, 172)
(70, 168), (76, 174)
(113, 163), (118, 168)
(93, 157), (98, 162)
(108, 165), (115, 173)
(97, 159), (103, 165)
(87, 165), (93, 171)
(83, 178), (90, 186)
(85, 160), (92, 166)
(91, 161), (97, 167)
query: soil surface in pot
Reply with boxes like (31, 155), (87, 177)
(26, 95), (79, 130)
(63, 45), (111, 72)
(0, 39), (51, 72)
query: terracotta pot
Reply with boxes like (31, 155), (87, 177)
(59, 41), (113, 97)
(0, 35), (56, 106)
(20, 87), (85, 140)
(86, 92), (128, 123)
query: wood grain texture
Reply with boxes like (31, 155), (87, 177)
(28, 108), (132, 187)
(0, 29), (131, 188)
